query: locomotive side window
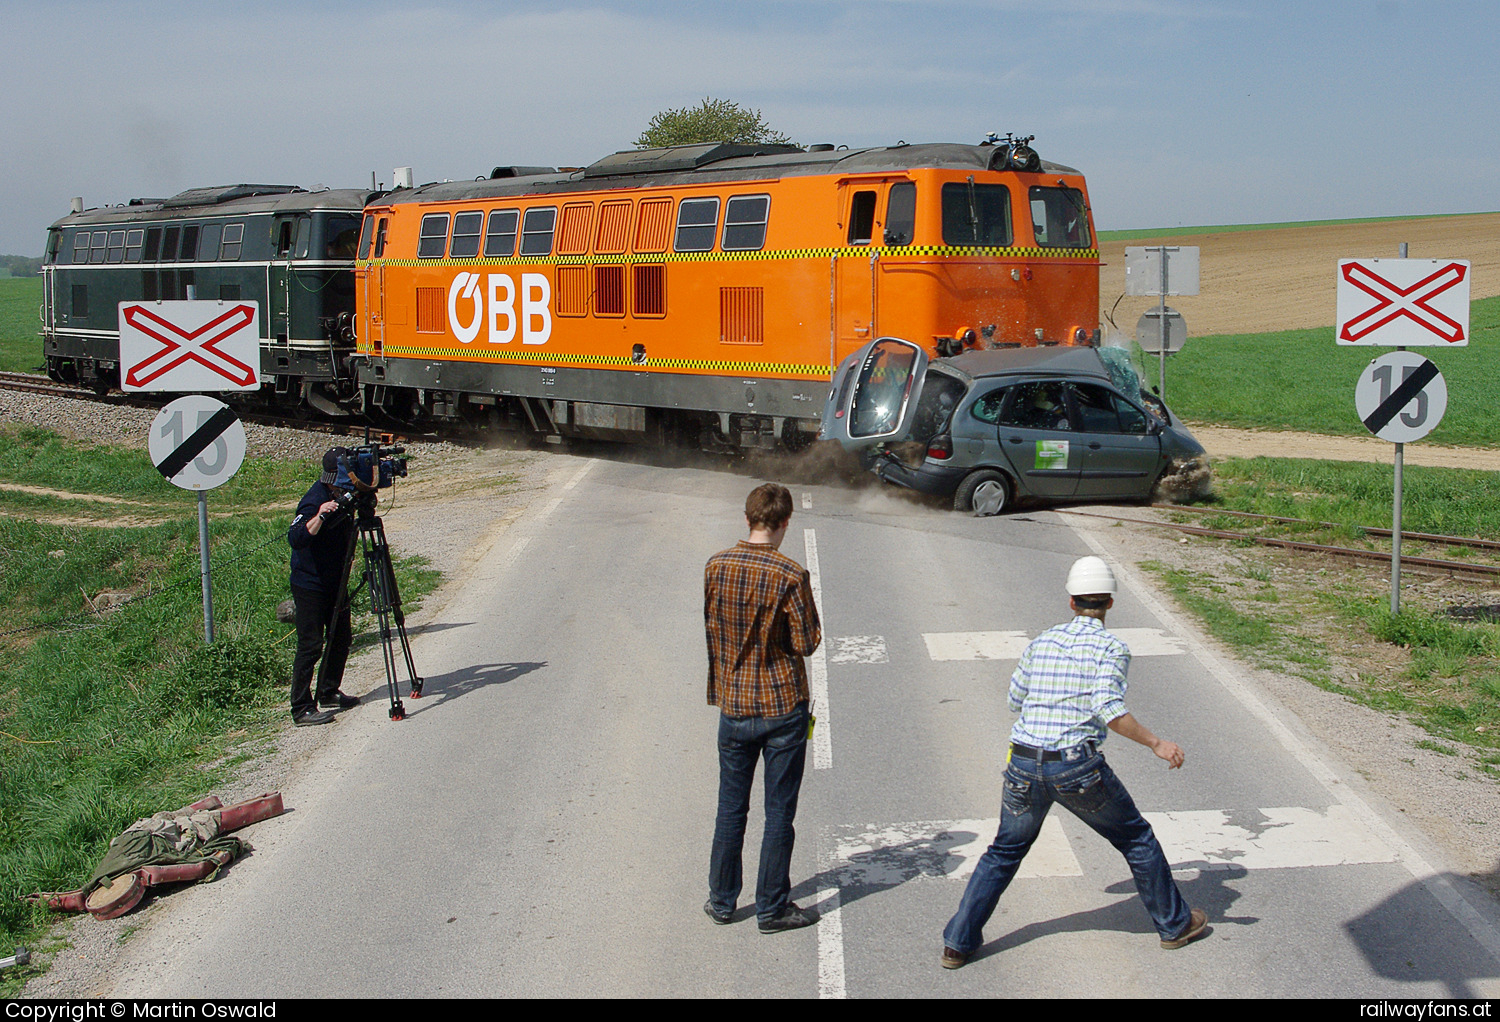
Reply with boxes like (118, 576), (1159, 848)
(88, 231), (107, 263)
(220, 223), (244, 260)
(326, 215), (361, 258)
(941, 182), (1011, 247)
(274, 218), (295, 258)
(373, 217), (389, 258)
(199, 225), (222, 262)
(357, 215), (374, 260)
(292, 218), (310, 259)
(1029, 186), (1091, 249)
(484, 210), (519, 257)
(722, 195), (770, 251)
(180, 225), (201, 262)
(847, 191), (876, 245)
(161, 226), (181, 262)
(448, 211), (484, 258)
(417, 213), (450, 259)
(144, 227), (162, 262)
(124, 229), (144, 262)
(106, 231), (126, 263)
(71, 232), (90, 263)
(46, 230), (61, 264)
(674, 197), (719, 252)
(885, 182), (916, 246)
(520, 207), (556, 257)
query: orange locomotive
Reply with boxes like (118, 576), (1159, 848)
(353, 136), (1099, 449)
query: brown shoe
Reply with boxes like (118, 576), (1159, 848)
(941, 946), (968, 970)
(1161, 908), (1208, 949)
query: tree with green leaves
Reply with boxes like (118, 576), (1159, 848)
(635, 97), (794, 149)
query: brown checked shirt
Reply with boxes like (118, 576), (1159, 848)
(704, 540), (822, 718)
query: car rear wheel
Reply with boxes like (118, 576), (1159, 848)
(955, 470), (1010, 516)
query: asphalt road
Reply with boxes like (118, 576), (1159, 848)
(106, 451), (1500, 998)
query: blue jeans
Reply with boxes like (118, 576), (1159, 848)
(708, 702), (809, 922)
(943, 744), (1189, 953)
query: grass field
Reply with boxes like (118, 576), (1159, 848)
(1141, 293), (1500, 447)
(0, 277), (43, 374)
(0, 426), (441, 990)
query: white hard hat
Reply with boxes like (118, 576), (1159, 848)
(1066, 556), (1117, 596)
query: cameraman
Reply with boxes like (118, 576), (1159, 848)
(286, 448), (365, 726)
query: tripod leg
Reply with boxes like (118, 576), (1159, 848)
(364, 517), (425, 699)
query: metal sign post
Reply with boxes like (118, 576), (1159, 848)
(147, 395), (248, 643)
(1124, 246), (1199, 401)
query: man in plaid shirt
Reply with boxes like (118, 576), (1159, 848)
(703, 483), (822, 933)
(940, 556), (1208, 968)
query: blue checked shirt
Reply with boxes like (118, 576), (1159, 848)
(1009, 616), (1131, 750)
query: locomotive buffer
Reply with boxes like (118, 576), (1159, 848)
(323, 449), (424, 721)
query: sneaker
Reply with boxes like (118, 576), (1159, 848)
(704, 901), (733, 925)
(940, 946), (968, 970)
(1161, 908), (1209, 949)
(758, 903), (816, 933)
(293, 708), (336, 727)
(318, 691), (360, 710)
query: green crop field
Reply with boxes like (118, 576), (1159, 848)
(1097, 210), (1499, 241)
(1149, 294), (1500, 447)
(0, 277), (43, 374)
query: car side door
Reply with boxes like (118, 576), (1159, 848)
(1066, 382), (1163, 499)
(994, 380), (1080, 499)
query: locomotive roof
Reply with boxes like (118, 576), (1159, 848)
(49, 186), (377, 230)
(386, 142), (1084, 205)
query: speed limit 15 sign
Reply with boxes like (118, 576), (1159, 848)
(1354, 351), (1447, 444)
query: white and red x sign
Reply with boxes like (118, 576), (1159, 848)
(1336, 259), (1470, 346)
(119, 301), (262, 391)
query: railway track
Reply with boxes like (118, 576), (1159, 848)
(1057, 505), (1500, 579)
(0, 371), (102, 399)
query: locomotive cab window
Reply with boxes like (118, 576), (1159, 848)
(144, 227), (162, 262)
(674, 197), (719, 252)
(274, 219), (295, 258)
(124, 229), (144, 262)
(519, 207), (556, 257)
(179, 225), (201, 262)
(199, 225), (222, 262)
(71, 232), (90, 263)
(292, 218), (310, 259)
(885, 182), (916, 246)
(357, 215), (375, 260)
(417, 213), (450, 259)
(161, 226), (181, 262)
(106, 231), (126, 263)
(485, 209), (519, 257)
(941, 182), (1011, 247)
(326, 215), (361, 259)
(448, 211), (483, 258)
(847, 191), (876, 245)
(220, 223), (244, 260)
(88, 231), (107, 263)
(1029, 186), (1091, 249)
(722, 195), (770, 251)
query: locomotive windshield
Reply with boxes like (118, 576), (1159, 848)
(941, 182), (1011, 247)
(1029, 186), (1091, 249)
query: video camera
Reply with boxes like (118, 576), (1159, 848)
(333, 441), (408, 493)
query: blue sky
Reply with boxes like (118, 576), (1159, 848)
(3, 0), (1497, 255)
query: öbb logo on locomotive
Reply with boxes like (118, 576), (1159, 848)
(42, 135), (1102, 451)
(447, 272), (552, 345)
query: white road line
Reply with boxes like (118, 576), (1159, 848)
(1066, 520), (1500, 964)
(816, 851), (847, 1000)
(829, 635), (888, 665)
(804, 529), (832, 770)
(923, 627), (1186, 661)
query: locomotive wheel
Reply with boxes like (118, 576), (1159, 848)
(955, 470), (1010, 516)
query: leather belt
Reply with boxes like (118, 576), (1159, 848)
(1010, 742), (1093, 762)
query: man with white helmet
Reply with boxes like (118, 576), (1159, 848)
(939, 555), (1207, 969)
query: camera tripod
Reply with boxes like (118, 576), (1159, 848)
(320, 494), (424, 720)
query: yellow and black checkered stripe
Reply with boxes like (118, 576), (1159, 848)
(360, 243), (1098, 270)
(378, 343), (832, 378)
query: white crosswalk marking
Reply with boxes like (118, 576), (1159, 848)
(830, 635), (888, 664)
(1148, 805), (1396, 870)
(923, 627), (1186, 660)
(825, 805), (1393, 883)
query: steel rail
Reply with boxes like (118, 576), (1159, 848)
(1151, 502), (1500, 552)
(1058, 508), (1500, 578)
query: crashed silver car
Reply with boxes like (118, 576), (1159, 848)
(821, 338), (1210, 513)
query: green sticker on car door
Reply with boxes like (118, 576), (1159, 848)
(1035, 440), (1069, 469)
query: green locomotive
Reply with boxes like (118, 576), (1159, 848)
(41, 185), (372, 412)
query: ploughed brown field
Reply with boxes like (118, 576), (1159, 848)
(1097, 211), (1500, 339)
